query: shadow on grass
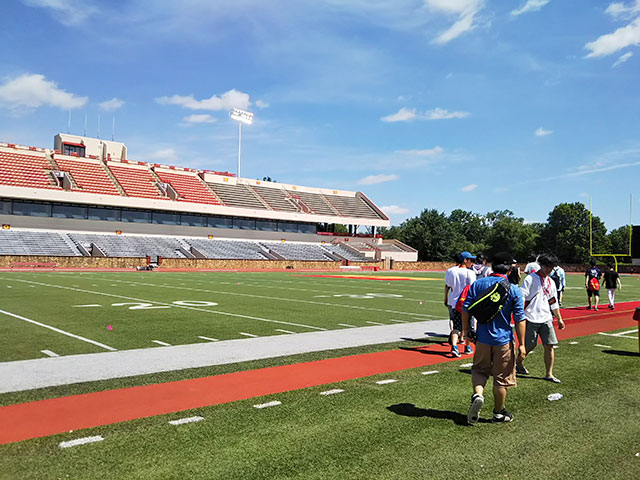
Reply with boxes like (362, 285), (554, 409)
(386, 403), (480, 426)
(603, 349), (640, 357)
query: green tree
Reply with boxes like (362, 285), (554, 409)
(388, 209), (462, 261)
(541, 202), (610, 263)
(608, 225), (632, 262)
(485, 213), (539, 261)
(448, 209), (489, 254)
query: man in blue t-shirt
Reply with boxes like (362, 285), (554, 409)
(585, 259), (603, 311)
(462, 251), (526, 425)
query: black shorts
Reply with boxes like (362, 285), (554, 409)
(587, 289), (600, 297)
(448, 306), (463, 333)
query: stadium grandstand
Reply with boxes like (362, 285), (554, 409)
(0, 134), (417, 265)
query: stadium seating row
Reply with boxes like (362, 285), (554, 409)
(0, 230), (372, 261)
(0, 147), (385, 220)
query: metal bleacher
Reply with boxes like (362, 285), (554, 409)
(0, 230), (81, 256)
(325, 195), (379, 219)
(321, 243), (369, 262)
(261, 241), (335, 261)
(207, 182), (268, 210)
(68, 233), (187, 258)
(186, 238), (269, 260)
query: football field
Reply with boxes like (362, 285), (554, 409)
(1, 270), (640, 479)
(2, 270), (638, 362)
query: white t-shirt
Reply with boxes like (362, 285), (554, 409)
(524, 262), (540, 274)
(520, 272), (559, 324)
(445, 266), (476, 307)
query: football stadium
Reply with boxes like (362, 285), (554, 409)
(1, 133), (639, 479)
(2, 2), (640, 479)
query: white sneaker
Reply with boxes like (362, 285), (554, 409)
(467, 393), (484, 425)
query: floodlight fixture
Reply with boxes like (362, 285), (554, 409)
(230, 108), (254, 177)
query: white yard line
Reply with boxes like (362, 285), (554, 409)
(89, 277), (439, 319)
(390, 319), (408, 323)
(422, 370), (439, 375)
(375, 379), (398, 385)
(0, 308), (116, 352)
(254, 400), (281, 409)
(459, 363), (473, 368)
(594, 344), (612, 348)
(275, 329), (296, 334)
(598, 330), (638, 338)
(338, 323), (357, 328)
(169, 416), (204, 426)
(72, 304), (103, 308)
(197, 336), (218, 342)
(320, 389), (344, 396)
(9, 279), (328, 332)
(152, 340), (171, 346)
(366, 321), (384, 326)
(239, 332), (259, 338)
(41, 350), (59, 357)
(59, 436), (104, 448)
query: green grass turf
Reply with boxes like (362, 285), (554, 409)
(1, 270), (639, 362)
(1, 330), (639, 479)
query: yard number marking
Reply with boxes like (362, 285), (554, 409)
(111, 300), (218, 310)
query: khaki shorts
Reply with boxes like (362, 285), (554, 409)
(472, 341), (517, 388)
(525, 320), (558, 349)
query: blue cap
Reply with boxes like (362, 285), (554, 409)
(459, 251), (476, 260)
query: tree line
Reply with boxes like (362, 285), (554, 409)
(382, 202), (631, 264)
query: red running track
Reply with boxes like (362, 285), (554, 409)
(1, 302), (638, 445)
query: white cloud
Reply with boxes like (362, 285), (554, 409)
(22, 0), (98, 25)
(255, 99), (269, 109)
(381, 107), (417, 122)
(461, 183), (478, 192)
(605, 1), (640, 19)
(511, 0), (551, 16)
(381, 107), (469, 122)
(535, 127), (553, 136)
(381, 205), (410, 215)
(612, 51), (633, 67)
(99, 97), (124, 111)
(585, 17), (640, 58)
(184, 114), (216, 124)
(424, 107), (470, 120)
(357, 174), (399, 185)
(396, 146), (444, 156)
(155, 89), (250, 111)
(426, 0), (485, 44)
(0, 73), (87, 110)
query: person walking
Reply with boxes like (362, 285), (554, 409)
(603, 264), (622, 310)
(585, 259), (603, 311)
(524, 255), (540, 275)
(516, 253), (566, 383)
(472, 254), (491, 278)
(444, 252), (476, 358)
(462, 251), (526, 424)
(550, 264), (566, 307)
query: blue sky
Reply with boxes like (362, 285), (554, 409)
(1, 0), (639, 231)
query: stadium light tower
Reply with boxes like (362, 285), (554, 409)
(230, 108), (254, 177)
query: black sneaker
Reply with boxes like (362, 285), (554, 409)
(467, 393), (484, 425)
(586, 306), (591, 310)
(492, 409), (514, 423)
(515, 364), (529, 375)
